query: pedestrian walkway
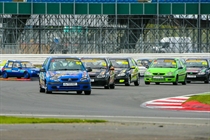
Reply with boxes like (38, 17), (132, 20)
(141, 95), (210, 112)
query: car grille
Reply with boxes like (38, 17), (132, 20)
(90, 75), (96, 78)
(153, 73), (165, 75)
(187, 72), (198, 75)
(59, 86), (80, 89)
(152, 78), (165, 81)
(61, 78), (78, 82)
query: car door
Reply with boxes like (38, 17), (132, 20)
(176, 59), (186, 81)
(5, 61), (14, 76)
(129, 58), (139, 82)
(39, 58), (49, 87)
(12, 62), (22, 77)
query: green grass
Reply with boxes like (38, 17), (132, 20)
(185, 93), (210, 105)
(0, 116), (107, 124)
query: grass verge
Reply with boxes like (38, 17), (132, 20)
(185, 93), (210, 105)
(0, 116), (107, 124)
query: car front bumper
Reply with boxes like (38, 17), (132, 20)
(46, 81), (91, 91)
(90, 77), (109, 86)
(115, 76), (129, 84)
(187, 74), (208, 81)
(144, 75), (176, 83)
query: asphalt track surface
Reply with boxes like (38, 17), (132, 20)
(0, 78), (210, 140)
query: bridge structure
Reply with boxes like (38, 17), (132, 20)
(0, 0), (210, 54)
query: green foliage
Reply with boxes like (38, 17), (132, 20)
(186, 93), (210, 105)
(0, 116), (107, 124)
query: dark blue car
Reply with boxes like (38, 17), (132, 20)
(39, 56), (92, 95)
(1, 60), (40, 79)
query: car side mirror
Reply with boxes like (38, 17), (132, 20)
(131, 66), (135, 69)
(86, 67), (92, 72)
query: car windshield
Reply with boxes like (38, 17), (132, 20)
(150, 59), (177, 68)
(137, 59), (151, 67)
(186, 59), (208, 68)
(81, 58), (107, 69)
(110, 59), (129, 68)
(48, 58), (85, 71)
(21, 61), (33, 68)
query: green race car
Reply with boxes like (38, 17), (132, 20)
(144, 58), (187, 85)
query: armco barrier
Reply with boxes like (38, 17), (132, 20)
(1, 53), (210, 65)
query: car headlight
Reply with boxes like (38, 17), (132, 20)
(166, 72), (173, 76)
(81, 71), (89, 81)
(97, 71), (108, 78)
(198, 71), (205, 75)
(145, 71), (152, 76)
(50, 76), (59, 82)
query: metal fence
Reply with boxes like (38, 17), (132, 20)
(0, 14), (210, 54)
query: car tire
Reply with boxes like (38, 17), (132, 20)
(39, 88), (45, 93)
(134, 76), (140, 86)
(45, 84), (52, 94)
(145, 81), (150, 85)
(2, 71), (8, 78)
(23, 72), (30, 79)
(155, 82), (160, 85)
(104, 85), (110, 89)
(84, 90), (91, 95)
(173, 75), (179, 85)
(125, 77), (131, 86)
(204, 75), (210, 84)
(182, 75), (187, 85)
(110, 83), (115, 89)
(77, 91), (83, 94)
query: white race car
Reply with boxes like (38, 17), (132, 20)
(136, 58), (153, 76)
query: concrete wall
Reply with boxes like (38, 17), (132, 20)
(1, 53), (209, 65)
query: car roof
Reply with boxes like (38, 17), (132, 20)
(80, 56), (108, 59)
(155, 58), (177, 60)
(186, 58), (210, 60)
(109, 57), (132, 59)
(137, 58), (153, 60)
(7, 60), (30, 62)
(47, 56), (80, 59)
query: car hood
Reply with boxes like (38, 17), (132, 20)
(138, 66), (147, 70)
(186, 67), (204, 73)
(88, 68), (106, 76)
(147, 68), (177, 73)
(114, 68), (129, 74)
(47, 70), (85, 78)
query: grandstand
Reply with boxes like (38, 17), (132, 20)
(0, 0), (209, 54)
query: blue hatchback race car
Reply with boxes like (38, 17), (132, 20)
(1, 60), (40, 79)
(39, 56), (92, 95)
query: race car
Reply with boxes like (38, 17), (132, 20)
(186, 58), (210, 83)
(1, 60), (40, 79)
(136, 58), (153, 76)
(39, 56), (92, 95)
(109, 57), (140, 86)
(144, 58), (187, 85)
(81, 56), (116, 89)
